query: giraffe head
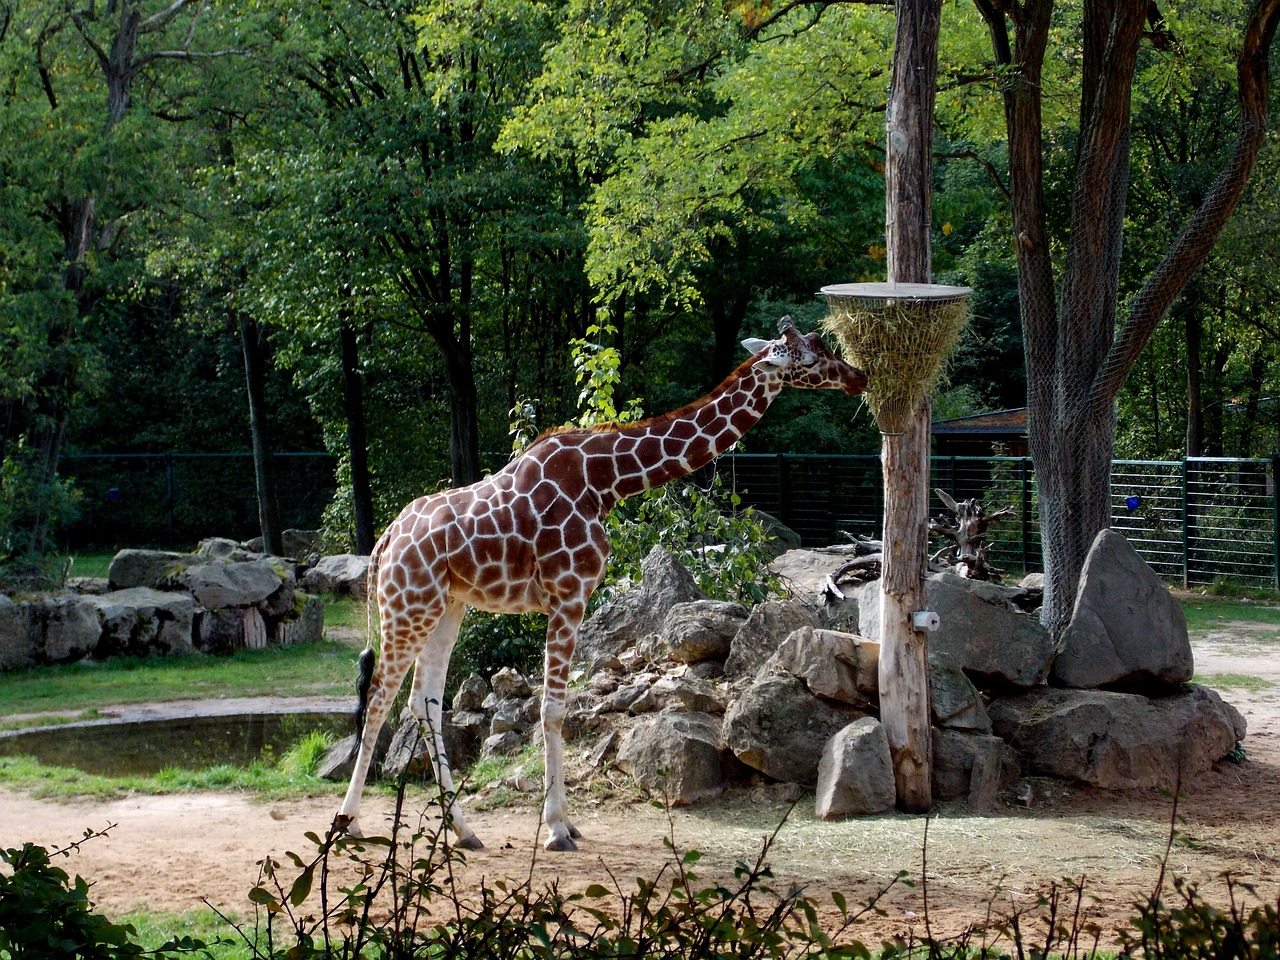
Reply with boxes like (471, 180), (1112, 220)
(742, 316), (867, 395)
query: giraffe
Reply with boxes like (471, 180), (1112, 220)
(336, 315), (867, 850)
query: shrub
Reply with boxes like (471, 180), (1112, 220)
(0, 830), (210, 959)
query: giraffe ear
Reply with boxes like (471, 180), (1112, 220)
(741, 337), (770, 356)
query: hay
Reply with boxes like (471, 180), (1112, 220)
(821, 286), (971, 434)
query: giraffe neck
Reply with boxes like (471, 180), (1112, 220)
(575, 358), (784, 509)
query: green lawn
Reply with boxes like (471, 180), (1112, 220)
(0, 640), (361, 724)
(1180, 595), (1280, 633)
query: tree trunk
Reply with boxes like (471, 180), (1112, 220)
(239, 314), (283, 556)
(339, 318), (377, 554)
(878, 0), (941, 814)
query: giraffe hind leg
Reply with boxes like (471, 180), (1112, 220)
(405, 599), (481, 848)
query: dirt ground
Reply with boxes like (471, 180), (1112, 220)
(2, 624), (1279, 950)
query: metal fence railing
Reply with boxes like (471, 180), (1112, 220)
(719, 453), (1280, 589)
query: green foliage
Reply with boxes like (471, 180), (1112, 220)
(603, 477), (783, 606)
(1122, 876), (1280, 960)
(216, 789), (890, 959)
(570, 323), (645, 427)
(0, 832), (211, 959)
(449, 612), (549, 696)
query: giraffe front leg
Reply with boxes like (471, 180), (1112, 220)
(541, 601), (585, 852)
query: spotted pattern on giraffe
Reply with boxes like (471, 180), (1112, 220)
(337, 316), (866, 851)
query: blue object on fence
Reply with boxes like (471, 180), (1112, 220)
(1126, 494), (1140, 510)
(107, 487), (122, 502)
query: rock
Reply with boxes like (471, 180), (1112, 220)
(1052, 530), (1193, 689)
(576, 548), (706, 665)
(489, 698), (533, 735)
(989, 685), (1246, 789)
(722, 673), (865, 786)
(650, 675), (727, 713)
(318, 722), (396, 781)
(481, 731), (522, 757)
(647, 600), (748, 664)
(172, 559), (285, 610)
(40, 595), (102, 663)
(107, 549), (190, 590)
(769, 547), (854, 602)
(382, 708), (481, 781)
(301, 554), (371, 600)
(929, 651), (992, 733)
(857, 574), (1053, 689)
(194, 608), (247, 654)
(814, 718), (896, 819)
(724, 600), (821, 681)
(490, 667), (532, 700)
(452, 674), (489, 712)
(83, 588), (196, 657)
(0, 596), (38, 670)
(616, 710), (725, 805)
(66, 577), (109, 595)
(767, 627), (878, 708)
(931, 728), (1018, 807)
(276, 593), (325, 644)
(197, 537), (258, 561)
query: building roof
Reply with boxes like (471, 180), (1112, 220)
(931, 407), (1027, 436)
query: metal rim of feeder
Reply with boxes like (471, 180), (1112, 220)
(819, 282), (973, 435)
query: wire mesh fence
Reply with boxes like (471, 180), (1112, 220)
(61, 452), (336, 550)
(61, 450), (1279, 588)
(720, 453), (1280, 589)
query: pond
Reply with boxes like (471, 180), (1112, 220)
(0, 711), (350, 777)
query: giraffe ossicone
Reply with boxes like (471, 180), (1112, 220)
(336, 315), (866, 851)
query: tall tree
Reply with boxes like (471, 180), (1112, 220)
(0, 0), (246, 558)
(975, 0), (1280, 635)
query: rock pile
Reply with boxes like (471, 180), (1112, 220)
(339, 531), (1245, 820)
(0, 538), (325, 669)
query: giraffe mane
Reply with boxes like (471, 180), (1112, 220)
(528, 355), (758, 447)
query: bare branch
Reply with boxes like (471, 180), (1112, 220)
(139, 0), (196, 33)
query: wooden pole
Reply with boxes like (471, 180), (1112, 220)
(880, 0), (942, 813)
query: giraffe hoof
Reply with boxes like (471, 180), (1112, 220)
(336, 815), (365, 840)
(545, 834), (578, 852)
(568, 824), (583, 840)
(456, 835), (484, 851)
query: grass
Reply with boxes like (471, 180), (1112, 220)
(1179, 594), (1280, 633)
(1193, 672), (1274, 693)
(0, 731), (346, 801)
(0, 640), (362, 724)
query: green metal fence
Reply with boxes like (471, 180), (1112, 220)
(720, 453), (1280, 589)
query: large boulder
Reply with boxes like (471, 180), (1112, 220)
(766, 627), (879, 709)
(84, 588), (196, 657)
(929, 651), (992, 733)
(640, 600), (748, 664)
(276, 593), (325, 644)
(301, 554), (372, 600)
(723, 600), (821, 681)
(576, 548), (706, 666)
(1052, 529), (1193, 689)
(860, 574), (1053, 689)
(722, 673), (865, 786)
(0, 596), (38, 670)
(931, 728), (1018, 809)
(39, 595), (102, 663)
(989, 685), (1246, 789)
(616, 710), (726, 805)
(814, 718), (896, 819)
(171, 559), (288, 610)
(107, 549), (191, 590)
